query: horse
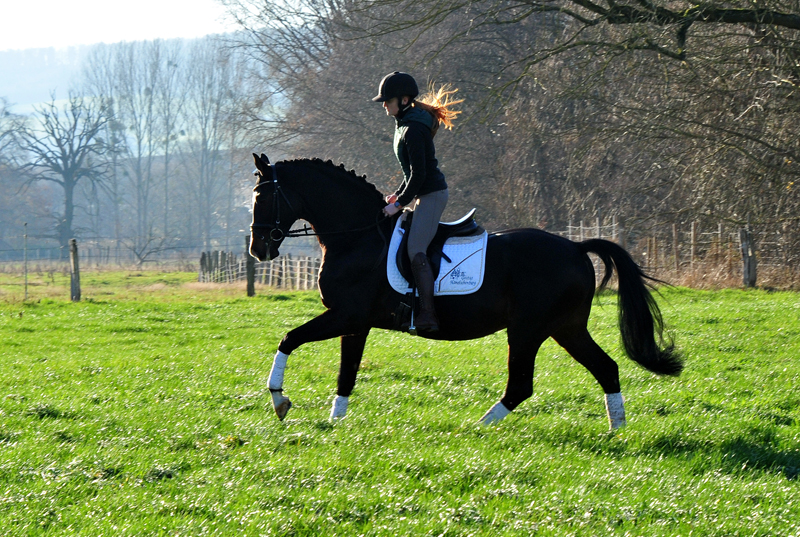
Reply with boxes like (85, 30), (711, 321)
(249, 153), (683, 430)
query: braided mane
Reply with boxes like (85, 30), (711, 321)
(281, 158), (383, 202)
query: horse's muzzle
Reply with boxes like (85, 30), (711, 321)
(250, 238), (281, 262)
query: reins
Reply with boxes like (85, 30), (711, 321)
(278, 213), (389, 239)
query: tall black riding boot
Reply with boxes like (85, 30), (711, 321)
(410, 252), (440, 332)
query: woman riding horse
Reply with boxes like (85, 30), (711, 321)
(249, 154), (683, 429)
(374, 71), (462, 332)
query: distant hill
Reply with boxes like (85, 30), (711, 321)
(0, 46), (91, 113)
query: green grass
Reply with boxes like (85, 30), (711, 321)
(0, 277), (799, 535)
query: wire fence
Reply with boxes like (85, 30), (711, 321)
(563, 218), (800, 289)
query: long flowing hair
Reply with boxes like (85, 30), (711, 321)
(414, 84), (463, 137)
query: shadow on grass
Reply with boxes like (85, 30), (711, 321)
(636, 429), (800, 480)
(25, 403), (74, 420)
(538, 423), (800, 481)
(719, 438), (800, 480)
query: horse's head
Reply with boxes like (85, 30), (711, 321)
(249, 153), (299, 262)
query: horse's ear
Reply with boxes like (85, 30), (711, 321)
(253, 152), (271, 175)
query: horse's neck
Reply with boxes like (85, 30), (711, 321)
(292, 164), (384, 238)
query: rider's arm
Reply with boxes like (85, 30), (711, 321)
(395, 125), (428, 207)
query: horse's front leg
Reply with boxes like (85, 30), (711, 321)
(268, 309), (364, 421)
(330, 330), (370, 421)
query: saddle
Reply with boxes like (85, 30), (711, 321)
(395, 208), (484, 284)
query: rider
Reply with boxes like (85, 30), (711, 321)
(374, 71), (462, 332)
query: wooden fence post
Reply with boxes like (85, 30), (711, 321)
(69, 238), (81, 302)
(740, 226), (757, 287)
(246, 235), (256, 297)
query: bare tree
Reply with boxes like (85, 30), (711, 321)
(344, 0), (800, 209)
(11, 93), (110, 251)
(115, 41), (161, 248)
(81, 36), (262, 255)
(83, 40), (190, 254)
(0, 99), (27, 249)
(178, 38), (245, 250)
(154, 40), (187, 238)
(223, 0), (477, 195)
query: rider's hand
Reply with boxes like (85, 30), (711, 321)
(385, 194), (398, 205)
(383, 203), (401, 217)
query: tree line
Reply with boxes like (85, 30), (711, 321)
(0, 36), (267, 261)
(223, 0), (800, 263)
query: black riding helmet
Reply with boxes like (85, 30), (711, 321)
(372, 71), (419, 102)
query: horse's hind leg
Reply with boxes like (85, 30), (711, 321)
(552, 327), (626, 429)
(330, 330), (370, 421)
(479, 328), (546, 425)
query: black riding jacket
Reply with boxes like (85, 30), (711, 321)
(392, 106), (447, 207)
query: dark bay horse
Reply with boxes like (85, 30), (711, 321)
(249, 154), (682, 429)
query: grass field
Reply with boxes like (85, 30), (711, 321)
(0, 272), (799, 535)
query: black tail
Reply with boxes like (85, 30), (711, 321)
(580, 239), (683, 376)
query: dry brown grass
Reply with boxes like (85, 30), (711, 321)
(0, 266), (305, 304)
(653, 262), (800, 291)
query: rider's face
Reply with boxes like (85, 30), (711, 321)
(383, 96), (408, 117)
(383, 97), (399, 116)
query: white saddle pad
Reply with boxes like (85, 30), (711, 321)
(387, 216), (488, 296)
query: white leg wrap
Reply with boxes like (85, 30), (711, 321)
(605, 392), (626, 430)
(268, 351), (289, 391)
(330, 395), (349, 421)
(478, 401), (511, 426)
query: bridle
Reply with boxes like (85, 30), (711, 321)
(250, 163), (296, 244)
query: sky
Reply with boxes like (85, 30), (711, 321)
(1, 0), (239, 52)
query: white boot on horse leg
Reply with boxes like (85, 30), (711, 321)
(605, 392), (626, 430)
(268, 351), (292, 420)
(478, 401), (511, 426)
(330, 395), (349, 421)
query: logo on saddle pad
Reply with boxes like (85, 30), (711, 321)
(387, 212), (488, 296)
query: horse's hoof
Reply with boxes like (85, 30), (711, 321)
(271, 392), (292, 421)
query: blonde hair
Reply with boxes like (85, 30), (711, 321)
(414, 84), (463, 135)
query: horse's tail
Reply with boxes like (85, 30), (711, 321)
(580, 239), (684, 376)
